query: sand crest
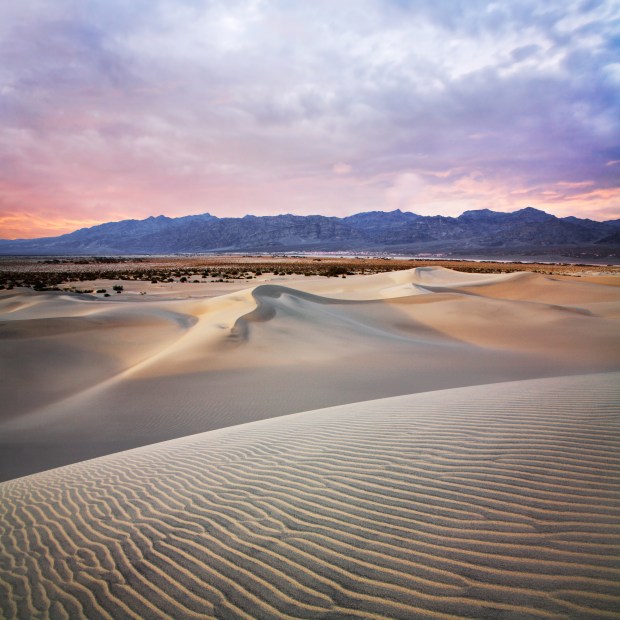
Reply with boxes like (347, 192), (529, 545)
(1, 266), (619, 481)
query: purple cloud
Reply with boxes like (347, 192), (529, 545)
(0, 0), (619, 237)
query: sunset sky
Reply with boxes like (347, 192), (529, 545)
(1, 0), (619, 238)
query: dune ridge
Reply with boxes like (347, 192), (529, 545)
(1, 372), (619, 619)
(1, 266), (619, 481)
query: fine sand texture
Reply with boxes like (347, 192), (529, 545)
(1, 372), (619, 619)
(1, 266), (620, 481)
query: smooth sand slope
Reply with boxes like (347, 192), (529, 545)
(1, 267), (620, 480)
(1, 372), (619, 619)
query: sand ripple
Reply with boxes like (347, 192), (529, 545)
(1, 372), (619, 619)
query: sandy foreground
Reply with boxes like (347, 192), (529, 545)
(1, 373), (619, 618)
(1, 266), (619, 618)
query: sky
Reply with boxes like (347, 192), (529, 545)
(1, 0), (619, 238)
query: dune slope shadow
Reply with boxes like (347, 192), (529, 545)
(1, 372), (619, 619)
(2, 285), (606, 481)
(0, 298), (196, 423)
(227, 283), (458, 346)
(2, 270), (620, 481)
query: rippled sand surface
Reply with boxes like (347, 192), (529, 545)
(1, 373), (619, 619)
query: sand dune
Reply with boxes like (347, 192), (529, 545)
(1, 266), (619, 481)
(1, 372), (619, 619)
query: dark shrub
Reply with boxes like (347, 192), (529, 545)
(325, 265), (347, 277)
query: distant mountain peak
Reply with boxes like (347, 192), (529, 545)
(459, 208), (503, 219)
(344, 209), (418, 220)
(513, 206), (554, 218)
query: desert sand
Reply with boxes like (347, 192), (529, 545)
(1, 266), (618, 481)
(1, 372), (619, 618)
(1, 266), (619, 618)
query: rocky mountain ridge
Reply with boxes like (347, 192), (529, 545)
(1, 207), (619, 258)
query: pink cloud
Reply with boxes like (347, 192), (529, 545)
(1, 0), (618, 238)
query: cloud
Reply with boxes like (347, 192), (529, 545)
(511, 44), (542, 62)
(332, 163), (352, 175)
(0, 0), (619, 237)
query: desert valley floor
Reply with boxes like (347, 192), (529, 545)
(0, 265), (619, 618)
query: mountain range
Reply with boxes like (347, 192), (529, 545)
(1, 207), (619, 259)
